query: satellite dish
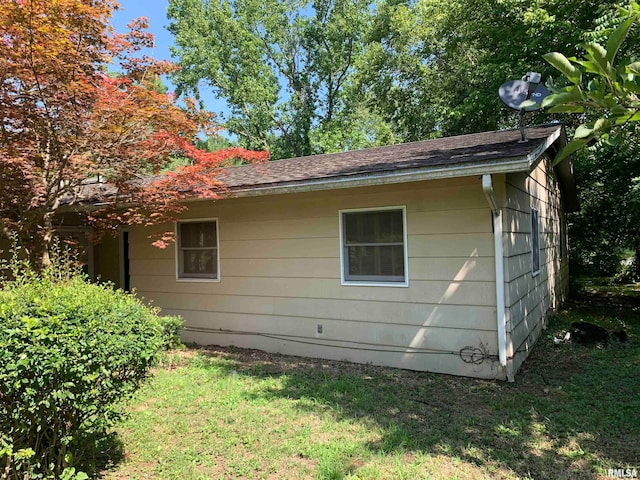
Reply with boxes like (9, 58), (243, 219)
(499, 80), (550, 111)
(498, 72), (549, 142)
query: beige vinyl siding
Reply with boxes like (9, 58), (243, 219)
(503, 156), (569, 375)
(128, 177), (504, 379)
(131, 276), (497, 306)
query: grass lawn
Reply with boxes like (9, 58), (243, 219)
(573, 276), (640, 300)
(102, 294), (639, 480)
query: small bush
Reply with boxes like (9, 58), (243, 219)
(0, 274), (166, 478)
(158, 314), (185, 350)
(612, 258), (638, 285)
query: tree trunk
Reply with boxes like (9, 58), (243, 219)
(40, 212), (55, 270)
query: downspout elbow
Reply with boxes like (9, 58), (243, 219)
(482, 174), (498, 215)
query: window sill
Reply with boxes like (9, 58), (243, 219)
(176, 277), (220, 283)
(341, 280), (409, 288)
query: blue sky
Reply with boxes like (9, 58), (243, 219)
(111, 1), (173, 78)
(111, 0), (229, 129)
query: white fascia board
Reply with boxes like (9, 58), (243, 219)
(231, 128), (562, 200)
(525, 126), (562, 170)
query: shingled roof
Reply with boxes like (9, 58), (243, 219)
(76, 124), (575, 207)
(218, 123), (564, 192)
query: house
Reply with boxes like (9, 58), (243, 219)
(77, 123), (577, 381)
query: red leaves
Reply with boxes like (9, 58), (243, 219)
(0, 0), (268, 260)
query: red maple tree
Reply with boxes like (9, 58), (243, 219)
(0, 0), (268, 267)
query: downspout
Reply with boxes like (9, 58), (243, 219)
(482, 174), (512, 380)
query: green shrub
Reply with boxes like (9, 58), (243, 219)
(0, 274), (165, 478)
(158, 314), (185, 350)
(612, 258), (639, 285)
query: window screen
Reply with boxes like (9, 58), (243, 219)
(342, 209), (406, 283)
(177, 221), (218, 279)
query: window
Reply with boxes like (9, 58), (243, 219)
(531, 208), (540, 275)
(340, 207), (408, 286)
(176, 220), (219, 280)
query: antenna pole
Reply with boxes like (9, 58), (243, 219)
(518, 109), (527, 142)
(498, 72), (546, 142)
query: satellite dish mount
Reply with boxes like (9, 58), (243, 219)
(498, 72), (550, 142)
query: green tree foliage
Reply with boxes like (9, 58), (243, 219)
(167, 0), (394, 159)
(541, 2), (640, 279)
(543, 1), (640, 161)
(570, 135), (640, 278)
(168, 0), (627, 149)
(363, 0), (623, 140)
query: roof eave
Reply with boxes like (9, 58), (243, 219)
(63, 125), (570, 209)
(223, 126), (566, 199)
(519, 125), (578, 212)
(524, 124), (563, 169)
(224, 156), (534, 199)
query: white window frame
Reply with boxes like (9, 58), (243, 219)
(531, 208), (541, 276)
(175, 218), (220, 282)
(339, 205), (409, 287)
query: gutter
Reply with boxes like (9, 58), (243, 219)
(64, 156), (534, 212)
(227, 156), (533, 199)
(227, 126), (562, 200)
(482, 174), (512, 381)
